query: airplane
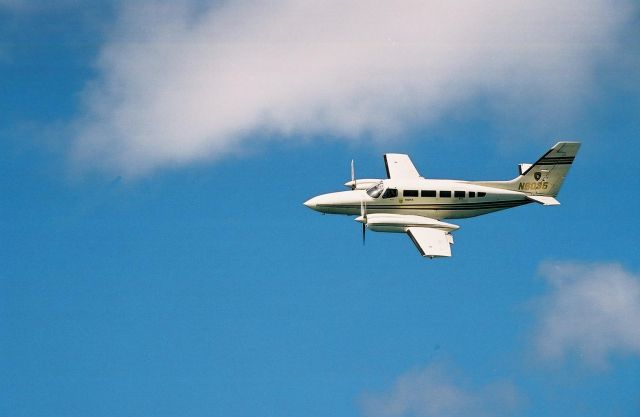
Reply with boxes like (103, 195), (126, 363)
(303, 141), (580, 258)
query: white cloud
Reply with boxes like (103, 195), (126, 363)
(71, 0), (634, 175)
(360, 361), (521, 417)
(533, 261), (640, 367)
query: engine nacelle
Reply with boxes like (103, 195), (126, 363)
(343, 178), (383, 190)
(356, 213), (459, 234)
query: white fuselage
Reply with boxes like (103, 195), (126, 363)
(304, 179), (531, 220)
(304, 142), (579, 258)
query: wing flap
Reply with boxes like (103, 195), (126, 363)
(384, 154), (421, 179)
(407, 227), (452, 258)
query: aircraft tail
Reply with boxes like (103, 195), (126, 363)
(477, 141), (581, 197)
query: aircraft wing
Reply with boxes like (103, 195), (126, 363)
(384, 154), (421, 179)
(406, 227), (453, 258)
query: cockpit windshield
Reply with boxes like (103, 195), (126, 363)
(366, 181), (384, 198)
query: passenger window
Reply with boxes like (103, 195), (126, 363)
(382, 188), (398, 199)
(403, 190), (418, 197)
(469, 192), (476, 198)
(454, 191), (465, 198)
(421, 190), (436, 197)
(440, 190), (451, 198)
(478, 192), (486, 197)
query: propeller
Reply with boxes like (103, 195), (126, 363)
(350, 159), (357, 190)
(360, 200), (367, 245)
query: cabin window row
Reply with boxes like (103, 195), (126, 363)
(402, 190), (487, 198)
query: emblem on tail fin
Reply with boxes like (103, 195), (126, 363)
(534, 171), (542, 181)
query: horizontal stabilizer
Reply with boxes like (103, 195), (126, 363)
(518, 163), (532, 175)
(527, 195), (560, 205)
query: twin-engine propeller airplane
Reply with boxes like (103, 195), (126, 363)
(304, 141), (580, 258)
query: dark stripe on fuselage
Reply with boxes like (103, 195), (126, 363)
(317, 200), (530, 211)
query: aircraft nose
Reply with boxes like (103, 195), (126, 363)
(304, 197), (319, 210)
(304, 190), (364, 214)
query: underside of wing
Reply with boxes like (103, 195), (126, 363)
(407, 227), (454, 258)
(384, 154), (421, 179)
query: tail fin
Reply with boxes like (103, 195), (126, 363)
(478, 141), (581, 197)
(516, 141), (580, 196)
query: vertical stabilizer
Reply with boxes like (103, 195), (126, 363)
(476, 141), (581, 197)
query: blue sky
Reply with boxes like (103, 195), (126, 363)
(2, 2), (640, 416)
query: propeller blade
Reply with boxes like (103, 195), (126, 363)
(360, 200), (367, 245)
(350, 159), (356, 190)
